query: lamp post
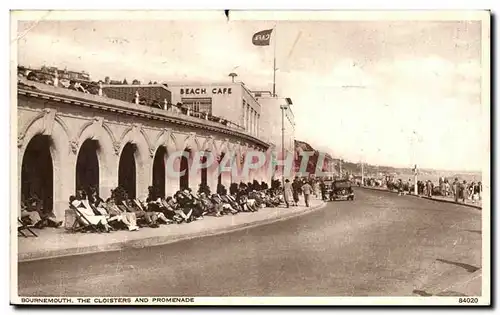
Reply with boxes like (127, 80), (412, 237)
(228, 72), (238, 83)
(414, 164), (418, 195)
(279, 98), (293, 186)
(280, 104), (287, 186)
(361, 161), (364, 186)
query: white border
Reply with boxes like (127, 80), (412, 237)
(6, 6), (494, 309)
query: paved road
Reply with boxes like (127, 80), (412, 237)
(18, 188), (482, 296)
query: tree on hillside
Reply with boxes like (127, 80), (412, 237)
(122, 78), (128, 84)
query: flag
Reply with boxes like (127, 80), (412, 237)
(252, 29), (273, 46)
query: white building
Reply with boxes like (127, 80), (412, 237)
(167, 82), (261, 138)
(253, 91), (295, 178)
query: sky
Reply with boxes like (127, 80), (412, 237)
(15, 13), (486, 171)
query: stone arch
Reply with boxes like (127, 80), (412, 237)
(18, 111), (70, 166)
(18, 109), (71, 157)
(118, 124), (153, 160)
(151, 145), (168, 198)
(117, 124), (153, 199)
(200, 136), (219, 155)
(214, 139), (235, 191)
(153, 128), (178, 155)
(179, 132), (201, 152)
(74, 118), (117, 198)
(18, 111), (71, 220)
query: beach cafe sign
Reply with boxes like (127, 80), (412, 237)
(180, 87), (233, 95)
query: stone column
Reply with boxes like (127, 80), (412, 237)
(220, 170), (232, 192)
(207, 164), (219, 196)
(136, 150), (153, 202)
(99, 147), (119, 201)
(248, 111), (251, 135)
(188, 150), (202, 192)
(166, 172), (180, 197)
(56, 148), (76, 221)
(258, 114), (261, 137)
(253, 111), (257, 135)
(246, 105), (250, 132)
(165, 150), (181, 196)
(242, 101), (246, 128)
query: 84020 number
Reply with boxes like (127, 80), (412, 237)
(459, 298), (478, 303)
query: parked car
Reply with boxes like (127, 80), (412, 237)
(322, 180), (333, 200)
(329, 179), (354, 201)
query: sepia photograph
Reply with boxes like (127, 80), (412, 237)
(10, 10), (490, 306)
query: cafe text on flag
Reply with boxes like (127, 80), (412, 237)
(252, 29), (273, 46)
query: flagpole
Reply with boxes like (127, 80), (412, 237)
(273, 24), (277, 97)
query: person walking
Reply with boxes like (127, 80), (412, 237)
(461, 180), (468, 203)
(301, 181), (313, 207)
(452, 178), (460, 202)
(477, 182), (483, 200)
(320, 180), (326, 201)
(426, 180), (433, 198)
(283, 179), (293, 208)
(314, 180), (321, 199)
(292, 177), (301, 206)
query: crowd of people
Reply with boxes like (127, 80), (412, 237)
(22, 181), (290, 233)
(364, 176), (482, 204)
(282, 177), (329, 207)
(19, 177), (332, 233)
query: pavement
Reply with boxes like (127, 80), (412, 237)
(18, 188), (483, 298)
(358, 185), (482, 210)
(18, 199), (325, 262)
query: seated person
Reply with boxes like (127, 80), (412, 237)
(173, 191), (194, 222)
(145, 186), (174, 225)
(218, 194), (239, 214)
(183, 189), (205, 219)
(198, 192), (221, 216)
(249, 191), (264, 208)
(70, 191), (112, 232)
(236, 188), (256, 212)
(160, 197), (184, 223)
(114, 192), (158, 228)
(21, 196), (43, 229)
(26, 192), (63, 228)
(20, 195), (43, 228)
(126, 197), (160, 228)
(210, 194), (227, 216)
(104, 197), (139, 231)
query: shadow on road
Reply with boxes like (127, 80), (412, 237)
(464, 229), (482, 235)
(413, 289), (467, 297)
(435, 258), (480, 273)
(412, 289), (433, 296)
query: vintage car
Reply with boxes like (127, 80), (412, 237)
(329, 179), (355, 201)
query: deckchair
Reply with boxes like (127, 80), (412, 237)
(69, 205), (101, 233)
(134, 199), (170, 224)
(18, 218), (37, 237)
(126, 200), (150, 227)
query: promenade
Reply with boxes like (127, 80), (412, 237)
(358, 185), (482, 210)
